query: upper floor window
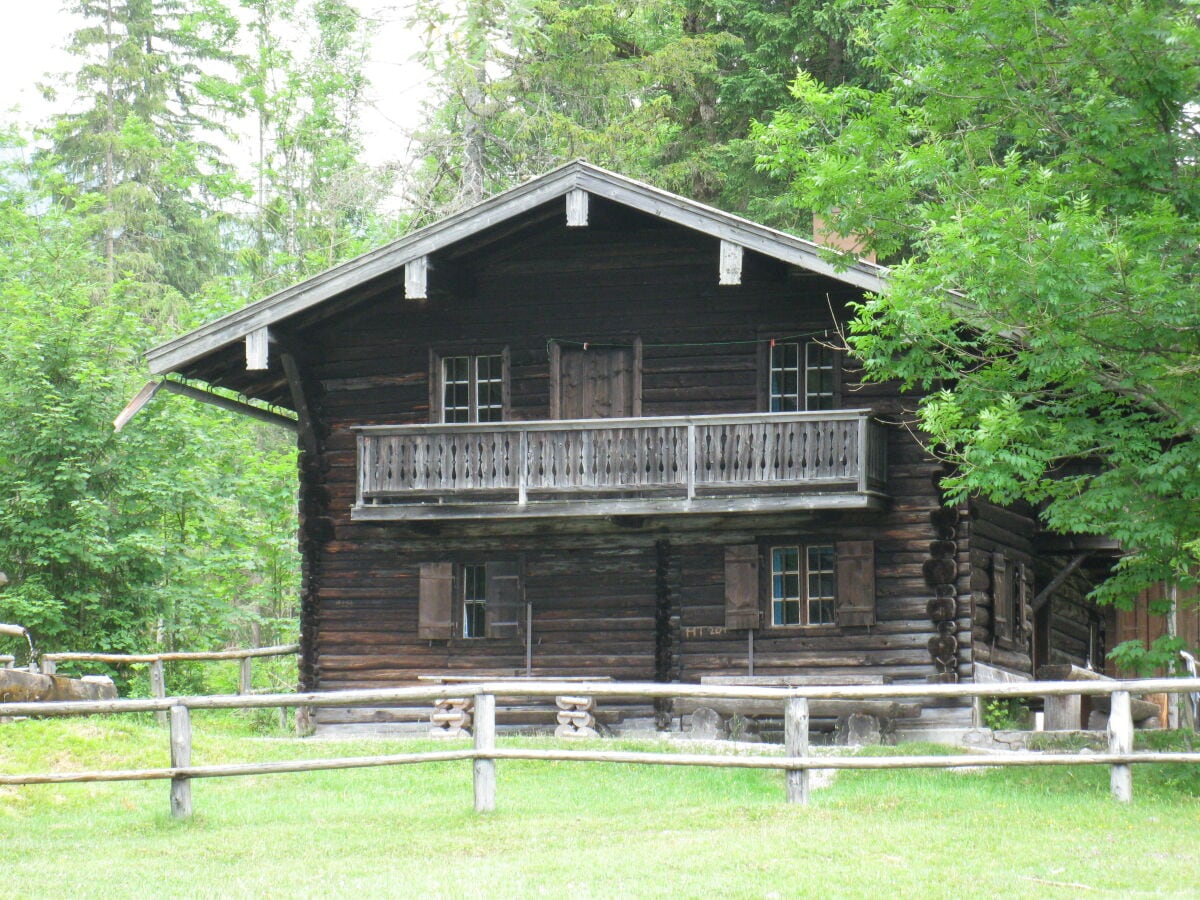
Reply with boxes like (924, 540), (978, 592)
(768, 341), (838, 412)
(436, 351), (506, 423)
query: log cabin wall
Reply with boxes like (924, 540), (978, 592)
(288, 203), (965, 711)
(967, 499), (1037, 675)
(1034, 561), (1111, 672)
(1111, 580), (1200, 676)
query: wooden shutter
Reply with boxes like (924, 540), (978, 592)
(485, 561), (523, 641)
(418, 562), (454, 639)
(835, 540), (876, 627)
(991, 552), (1012, 642)
(1017, 562), (1034, 639)
(724, 545), (761, 630)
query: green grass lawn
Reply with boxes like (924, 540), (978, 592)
(2, 716), (1198, 898)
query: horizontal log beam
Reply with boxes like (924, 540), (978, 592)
(8, 749), (1200, 788)
(4, 678), (1200, 719)
(160, 381), (297, 431)
(43, 644), (300, 664)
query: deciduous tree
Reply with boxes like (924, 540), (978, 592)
(760, 0), (1200, 658)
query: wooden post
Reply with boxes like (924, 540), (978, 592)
(41, 658), (56, 676)
(685, 423), (696, 501)
(1108, 690), (1133, 802)
(474, 692), (496, 813)
(169, 704), (193, 819)
(784, 696), (810, 805)
(150, 659), (167, 726)
(239, 657), (253, 695)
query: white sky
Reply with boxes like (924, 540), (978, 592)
(0, 2), (435, 166)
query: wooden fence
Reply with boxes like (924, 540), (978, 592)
(2, 677), (1199, 820)
(39, 645), (299, 725)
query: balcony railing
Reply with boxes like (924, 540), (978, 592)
(353, 411), (887, 520)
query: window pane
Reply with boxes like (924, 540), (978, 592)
(784, 574), (801, 598)
(476, 354), (504, 422)
(806, 545), (835, 626)
(769, 342), (801, 412)
(809, 599), (834, 626)
(771, 545), (803, 627)
(463, 563), (487, 638)
(805, 342), (836, 411)
(443, 356), (471, 423)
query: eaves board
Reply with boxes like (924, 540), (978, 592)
(146, 161), (889, 376)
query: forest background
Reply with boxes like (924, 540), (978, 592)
(0, 0), (1195, 684)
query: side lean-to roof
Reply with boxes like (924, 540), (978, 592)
(145, 161), (887, 376)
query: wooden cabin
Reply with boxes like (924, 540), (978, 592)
(143, 162), (1144, 734)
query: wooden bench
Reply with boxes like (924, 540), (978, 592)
(418, 674), (618, 737)
(680, 675), (920, 739)
(1037, 665), (1163, 731)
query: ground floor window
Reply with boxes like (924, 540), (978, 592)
(462, 563), (488, 638)
(770, 544), (836, 626)
(418, 560), (523, 642)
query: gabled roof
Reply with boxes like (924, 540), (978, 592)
(146, 160), (888, 375)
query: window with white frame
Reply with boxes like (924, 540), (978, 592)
(804, 342), (836, 411)
(768, 341), (837, 412)
(770, 544), (836, 626)
(461, 563), (488, 638)
(440, 353), (504, 423)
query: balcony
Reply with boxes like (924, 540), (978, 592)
(352, 411), (888, 521)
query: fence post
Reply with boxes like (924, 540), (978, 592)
(1108, 690), (1133, 802)
(169, 704), (193, 819)
(150, 659), (167, 727)
(41, 657), (56, 675)
(785, 696), (810, 805)
(474, 692), (496, 813)
(239, 657), (253, 695)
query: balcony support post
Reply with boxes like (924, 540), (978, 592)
(686, 423), (696, 501)
(518, 429), (528, 506)
(857, 416), (868, 494)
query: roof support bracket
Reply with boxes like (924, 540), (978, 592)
(246, 327), (270, 370)
(280, 352), (320, 456)
(160, 381), (298, 432)
(405, 256), (428, 299)
(566, 189), (588, 227)
(719, 241), (743, 285)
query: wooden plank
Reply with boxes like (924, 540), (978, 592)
(169, 705), (192, 819)
(1108, 690), (1133, 801)
(785, 696), (809, 804)
(150, 660), (167, 727)
(474, 692), (497, 812)
(245, 327), (270, 370)
(404, 256), (428, 299)
(418, 563), (454, 640)
(160, 381), (298, 432)
(566, 189), (589, 226)
(113, 381), (162, 432)
(719, 241), (743, 285)
(724, 545), (761, 630)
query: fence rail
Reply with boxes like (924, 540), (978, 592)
(2, 677), (1198, 817)
(38, 644), (299, 725)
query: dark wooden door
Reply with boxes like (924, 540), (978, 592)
(559, 347), (636, 419)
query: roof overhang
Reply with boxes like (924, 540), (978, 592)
(146, 160), (889, 376)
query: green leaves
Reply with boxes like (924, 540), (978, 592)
(762, 0), (1200, 617)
